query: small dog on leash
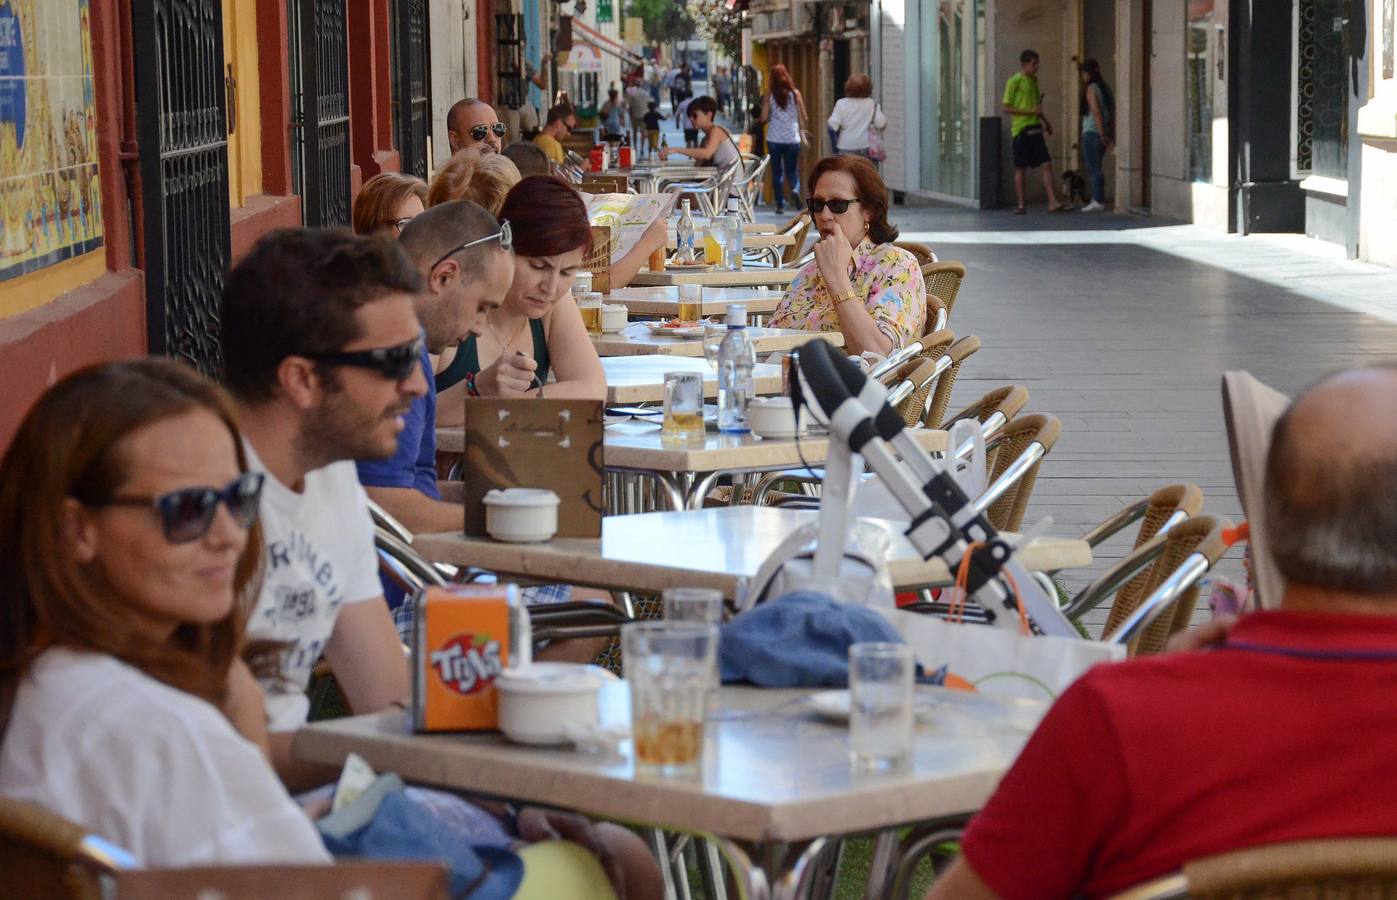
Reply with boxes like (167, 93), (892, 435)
(1060, 169), (1089, 207)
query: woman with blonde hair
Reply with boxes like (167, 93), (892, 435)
(351, 172), (428, 236)
(426, 150), (522, 215)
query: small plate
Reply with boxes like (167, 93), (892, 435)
(806, 687), (1047, 730)
(646, 321), (712, 338)
(664, 260), (712, 270)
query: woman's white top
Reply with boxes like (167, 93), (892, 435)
(828, 98), (888, 151)
(0, 647), (330, 867)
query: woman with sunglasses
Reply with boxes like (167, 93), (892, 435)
(437, 176), (605, 400)
(0, 359), (329, 866)
(352, 172), (428, 237)
(770, 155), (926, 356)
(659, 96), (742, 171)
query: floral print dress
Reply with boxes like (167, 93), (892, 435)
(771, 238), (927, 351)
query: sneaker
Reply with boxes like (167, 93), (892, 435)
(1082, 200), (1105, 212)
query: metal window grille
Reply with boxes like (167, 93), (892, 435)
(496, 14), (525, 111)
(393, 0), (431, 179)
(289, 0), (351, 227)
(133, 0), (233, 377)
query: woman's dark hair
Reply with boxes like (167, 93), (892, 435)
(687, 96), (719, 122)
(1077, 59), (1115, 127)
(0, 359), (262, 719)
(500, 175), (592, 258)
(809, 154), (899, 245)
(769, 64), (794, 108)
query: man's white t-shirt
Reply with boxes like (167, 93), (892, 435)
(0, 648), (330, 866)
(243, 443), (383, 732)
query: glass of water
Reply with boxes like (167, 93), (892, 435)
(848, 642), (914, 772)
(663, 587), (724, 624)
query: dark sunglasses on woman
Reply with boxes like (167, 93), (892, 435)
(96, 472), (266, 544)
(806, 197), (861, 215)
(306, 335), (425, 382)
(469, 123), (509, 142)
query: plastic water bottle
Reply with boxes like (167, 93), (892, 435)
(717, 304), (756, 433)
(676, 199), (696, 263)
(721, 198), (744, 271)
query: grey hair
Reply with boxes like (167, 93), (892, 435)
(1265, 405), (1397, 594)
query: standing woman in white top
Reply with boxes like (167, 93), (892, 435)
(828, 73), (888, 163)
(0, 359), (329, 867)
(759, 64), (808, 215)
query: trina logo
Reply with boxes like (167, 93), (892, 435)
(430, 633), (503, 695)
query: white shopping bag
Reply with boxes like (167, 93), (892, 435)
(886, 607), (1125, 703)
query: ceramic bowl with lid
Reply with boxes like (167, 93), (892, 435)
(748, 396), (806, 440)
(602, 303), (628, 333)
(495, 663), (618, 745)
(484, 488), (560, 543)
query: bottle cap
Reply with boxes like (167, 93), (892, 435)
(725, 304), (746, 327)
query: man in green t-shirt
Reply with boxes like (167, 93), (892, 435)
(1002, 49), (1067, 214)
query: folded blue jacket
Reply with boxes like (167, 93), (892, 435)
(719, 591), (906, 687)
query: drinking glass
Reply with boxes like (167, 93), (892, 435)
(702, 324), (726, 370)
(623, 621), (718, 774)
(662, 372), (706, 445)
(663, 587), (724, 624)
(848, 642), (914, 772)
(678, 283), (704, 324)
(578, 292), (603, 337)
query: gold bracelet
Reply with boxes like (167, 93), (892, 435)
(832, 289), (859, 306)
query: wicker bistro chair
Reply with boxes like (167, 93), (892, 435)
(1108, 837), (1397, 900)
(925, 294), (948, 335)
(943, 386), (1031, 457)
(584, 224), (616, 295)
(885, 357), (946, 428)
(978, 412), (1062, 533)
(923, 334), (981, 429)
(894, 241), (937, 266)
(1099, 516), (1237, 656)
(868, 328), (954, 384)
(0, 797), (132, 900)
(579, 174), (631, 194)
(777, 211), (813, 267)
(920, 260), (966, 319)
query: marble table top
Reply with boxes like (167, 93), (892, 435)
(600, 355), (783, 404)
(628, 268), (800, 289)
(607, 286), (785, 318)
(293, 684), (1044, 843)
(591, 324), (839, 358)
(412, 507), (1092, 599)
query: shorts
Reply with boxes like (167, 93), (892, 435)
(646, 129), (660, 146)
(1012, 127), (1052, 169)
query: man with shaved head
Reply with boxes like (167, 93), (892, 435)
(447, 98), (506, 154)
(924, 366), (1397, 900)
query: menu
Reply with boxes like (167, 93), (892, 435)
(585, 193), (676, 263)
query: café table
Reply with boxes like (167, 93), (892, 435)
(591, 323), (841, 358)
(628, 267), (800, 290)
(436, 419), (943, 511)
(608, 286), (785, 320)
(411, 506), (1092, 599)
(294, 684), (1044, 899)
(600, 355), (783, 405)
(663, 231), (796, 251)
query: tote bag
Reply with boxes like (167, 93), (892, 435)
(867, 104), (887, 162)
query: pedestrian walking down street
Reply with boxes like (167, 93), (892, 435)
(827, 74), (888, 164)
(1078, 59), (1115, 212)
(600, 89), (626, 142)
(1003, 49), (1068, 214)
(761, 64), (808, 215)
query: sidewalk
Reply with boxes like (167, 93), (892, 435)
(875, 206), (1397, 623)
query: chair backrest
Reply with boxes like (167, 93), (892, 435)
(888, 357), (944, 427)
(1109, 838), (1397, 900)
(1104, 516), (1235, 656)
(894, 241), (937, 267)
(1082, 484), (1205, 551)
(945, 386), (1031, 455)
(924, 294), (947, 336)
(871, 328), (953, 386)
(579, 174), (630, 194)
(778, 211), (812, 266)
(921, 260), (966, 318)
(981, 412), (1062, 532)
(923, 334), (981, 428)
(114, 862), (452, 899)
(0, 798), (125, 900)
(583, 224), (615, 294)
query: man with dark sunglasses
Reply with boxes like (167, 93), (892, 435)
(533, 103), (577, 165)
(356, 200), (514, 535)
(447, 98), (507, 154)
(220, 228), (427, 788)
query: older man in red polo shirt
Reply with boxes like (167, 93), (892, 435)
(926, 366), (1397, 900)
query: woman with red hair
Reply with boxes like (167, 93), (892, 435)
(771, 154), (926, 355)
(436, 176), (605, 401)
(759, 64), (809, 214)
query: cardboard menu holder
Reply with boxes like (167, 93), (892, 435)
(460, 398), (606, 538)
